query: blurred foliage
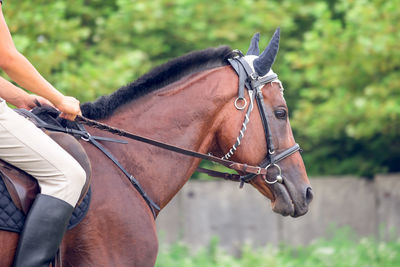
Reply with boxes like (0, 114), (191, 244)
(286, 0), (400, 177)
(1, 0), (399, 177)
(156, 228), (400, 267)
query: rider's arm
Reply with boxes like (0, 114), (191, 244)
(0, 5), (81, 120)
(0, 76), (53, 109)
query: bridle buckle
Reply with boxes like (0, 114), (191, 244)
(250, 72), (259, 81)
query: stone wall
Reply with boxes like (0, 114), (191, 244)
(156, 174), (400, 253)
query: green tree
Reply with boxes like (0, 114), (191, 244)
(3, 0), (398, 177)
(2, 0), (318, 101)
(286, 0), (400, 176)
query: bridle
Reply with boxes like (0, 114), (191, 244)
(23, 45), (302, 219)
(69, 50), (301, 216)
(221, 50), (301, 187)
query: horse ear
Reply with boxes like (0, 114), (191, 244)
(246, 32), (260, 56)
(253, 27), (280, 76)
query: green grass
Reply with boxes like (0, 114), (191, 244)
(155, 229), (400, 267)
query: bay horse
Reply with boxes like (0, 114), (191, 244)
(0, 29), (312, 266)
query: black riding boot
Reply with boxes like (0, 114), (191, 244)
(13, 194), (74, 267)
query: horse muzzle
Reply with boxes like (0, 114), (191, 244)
(270, 179), (313, 217)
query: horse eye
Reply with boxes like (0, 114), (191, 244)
(274, 109), (287, 119)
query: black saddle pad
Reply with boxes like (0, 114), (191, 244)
(0, 177), (91, 233)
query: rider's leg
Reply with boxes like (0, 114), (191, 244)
(0, 100), (86, 267)
(13, 194), (75, 267)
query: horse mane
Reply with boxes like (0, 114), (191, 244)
(81, 46), (234, 119)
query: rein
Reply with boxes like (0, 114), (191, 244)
(24, 50), (301, 219)
(74, 115), (291, 179)
(74, 50), (301, 188)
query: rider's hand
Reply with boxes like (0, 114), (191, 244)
(55, 96), (82, 121)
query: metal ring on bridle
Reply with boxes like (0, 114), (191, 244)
(264, 163), (283, 184)
(81, 133), (91, 142)
(234, 97), (247, 110)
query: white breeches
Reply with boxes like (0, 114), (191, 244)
(0, 100), (86, 206)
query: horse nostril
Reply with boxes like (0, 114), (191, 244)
(305, 187), (313, 204)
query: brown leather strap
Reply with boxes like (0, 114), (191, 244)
(196, 167), (241, 182)
(75, 115), (270, 176)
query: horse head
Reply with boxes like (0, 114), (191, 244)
(216, 29), (313, 217)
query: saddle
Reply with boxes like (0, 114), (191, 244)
(0, 108), (92, 215)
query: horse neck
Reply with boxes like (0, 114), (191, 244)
(101, 66), (237, 210)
